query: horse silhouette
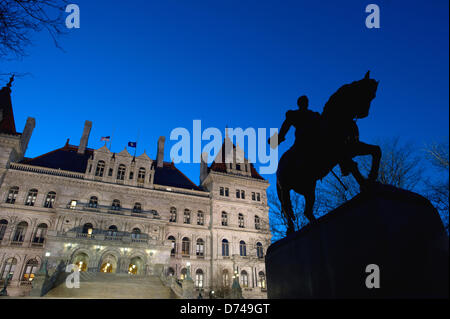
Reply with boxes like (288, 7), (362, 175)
(272, 71), (381, 235)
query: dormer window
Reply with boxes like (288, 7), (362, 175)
(95, 161), (105, 177)
(117, 165), (126, 180)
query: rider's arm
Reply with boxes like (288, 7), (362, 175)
(278, 111), (294, 143)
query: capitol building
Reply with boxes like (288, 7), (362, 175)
(0, 80), (271, 298)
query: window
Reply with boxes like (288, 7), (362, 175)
(182, 237), (190, 256)
(82, 223), (93, 235)
(236, 189), (240, 198)
(241, 270), (248, 288)
(195, 269), (204, 288)
(255, 215), (261, 230)
(238, 213), (245, 228)
(221, 212), (228, 226)
(107, 225), (118, 236)
(241, 190), (245, 199)
(131, 228), (141, 239)
(170, 207), (177, 222)
(88, 196), (98, 208)
(183, 209), (191, 224)
(166, 267), (175, 277)
(69, 200), (77, 209)
(32, 223), (47, 244)
(222, 269), (230, 287)
(5, 186), (18, 204)
(0, 220), (8, 240)
(129, 171), (134, 179)
(138, 168), (146, 184)
(197, 211), (204, 225)
(222, 239), (229, 257)
(117, 164), (126, 180)
(239, 240), (247, 257)
(219, 187), (224, 196)
(44, 191), (56, 208)
(133, 203), (142, 213)
(252, 192), (256, 201)
(22, 259), (39, 282)
(257, 193), (261, 201)
(225, 188), (229, 197)
(25, 189), (38, 206)
(168, 236), (176, 256)
(1, 258), (17, 280)
(13, 221), (27, 242)
(258, 271), (266, 289)
(108, 168), (113, 176)
(196, 239), (204, 257)
(180, 268), (187, 280)
(236, 164), (241, 171)
(111, 199), (121, 210)
(256, 242), (264, 259)
(95, 161), (105, 177)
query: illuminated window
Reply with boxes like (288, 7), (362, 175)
(168, 236), (176, 256)
(22, 259), (38, 282)
(25, 189), (38, 206)
(183, 209), (191, 224)
(258, 271), (266, 289)
(238, 213), (245, 228)
(69, 200), (77, 209)
(196, 239), (204, 257)
(195, 269), (204, 288)
(182, 237), (190, 256)
(241, 270), (248, 288)
(197, 211), (204, 225)
(33, 223), (47, 244)
(170, 207), (177, 222)
(1, 258), (17, 280)
(44, 191), (56, 208)
(5, 186), (19, 204)
(222, 269), (230, 287)
(82, 223), (93, 235)
(13, 221), (27, 242)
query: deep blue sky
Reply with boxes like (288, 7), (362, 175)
(1, 0), (448, 191)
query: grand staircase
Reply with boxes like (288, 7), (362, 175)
(45, 272), (178, 298)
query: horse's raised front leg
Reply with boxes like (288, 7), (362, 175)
(353, 141), (382, 181)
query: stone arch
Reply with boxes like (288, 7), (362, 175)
(98, 250), (120, 273)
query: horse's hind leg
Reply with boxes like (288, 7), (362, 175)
(304, 183), (317, 223)
(277, 180), (295, 235)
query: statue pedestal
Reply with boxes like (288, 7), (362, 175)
(265, 184), (449, 298)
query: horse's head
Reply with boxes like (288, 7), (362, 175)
(355, 71), (379, 118)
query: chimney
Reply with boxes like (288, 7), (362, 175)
(20, 117), (35, 155)
(156, 136), (165, 168)
(78, 120), (92, 155)
(200, 152), (208, 185)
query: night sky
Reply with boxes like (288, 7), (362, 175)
(2, 0), (448, 191)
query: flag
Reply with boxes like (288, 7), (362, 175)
(101, 136), (110, 142)
(128, 141), (137, 148)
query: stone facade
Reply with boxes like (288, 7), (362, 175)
(0, 84), (271, 298)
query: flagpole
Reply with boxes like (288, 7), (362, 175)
(110, 127), (115, 151)
(135, 129), (140, 157)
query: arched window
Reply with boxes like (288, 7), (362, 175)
(5, 186), (19, 204)
(196, 238), (205, 257)
(183, 209), (191, 224)
(258, 271), (266, 289)
(117, 164), (126, 180)
(241, 190), (245, 199)
(168, 236), (176, 256)
(133, 203), (142, 213)
(256, 242), (264, 259)
(1, 258), (17, 280)
(137, 168), (146, 184)
(222, 239), (229, 257)
(255, 215), (261, 230)
(239, 240), (247, 257)
(221, 212), (228, 226)
(33, 223), (48, 244)
(88, 196), (98, 208)
(13, 221), (28, 243)
(82, 223), (93, 235)
(44, 191), (56, 208)
(181, 237), (190, 256)
(166, 267), (175, 277)
(241, 270), (248, 288)
(107, 225), (118, 236)
(197, 211), (204, 225)
(222, 269), (230, 287)
(238, 213), (245, 228)
(131, 228), (141, 239)
(0, 219), (8, 241)
(95, 160), (105, 177)
(25, 189), (38, 206)
(22, 259), (39, 282)
(111, 199), (121, 210)
(180, 268), (187, 280)
(169, 207), (177, 222)
(195, 269), (204, 288)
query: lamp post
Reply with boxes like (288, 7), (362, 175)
(0, 273), (13, 296)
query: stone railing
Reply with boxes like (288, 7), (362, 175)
(9, 162), (85, 179)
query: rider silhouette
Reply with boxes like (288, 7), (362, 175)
(273, 95), (320, 149)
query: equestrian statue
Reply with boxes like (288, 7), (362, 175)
(269, 71), (381, 235)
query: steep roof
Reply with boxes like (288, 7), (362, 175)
(209, 139), (265, 180)
(20, 143), (202, 191)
